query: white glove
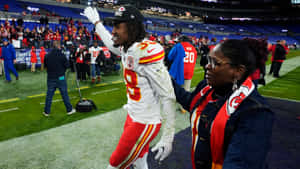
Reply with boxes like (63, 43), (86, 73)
(151, 137), (173, 162)
(151, 98), (176, 162)
(80, 7), (100, 24)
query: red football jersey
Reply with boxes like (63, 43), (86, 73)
(182, 42), (198, 80)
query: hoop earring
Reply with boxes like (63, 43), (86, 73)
(232, 79), (238, 91)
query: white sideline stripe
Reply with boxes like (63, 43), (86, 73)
(258, 56), (300, 89)
(39, 96), (77, 105)
(0, 107), (19, 113)
(91, 88), (119, 95)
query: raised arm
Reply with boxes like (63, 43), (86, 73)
(81, 7), (121, 56)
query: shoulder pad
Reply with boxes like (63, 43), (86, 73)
(138, 40), (164, 64)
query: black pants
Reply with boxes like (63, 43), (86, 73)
(273, 61), (282, 77)
(269, 61), (274, 75)
(77, 63), (86, 80)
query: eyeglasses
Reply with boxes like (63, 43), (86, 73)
(206, 56), (232, 69)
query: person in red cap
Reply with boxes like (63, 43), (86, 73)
(82, 5), (176, 169)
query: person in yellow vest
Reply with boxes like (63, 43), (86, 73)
(172, 39), (273, 169)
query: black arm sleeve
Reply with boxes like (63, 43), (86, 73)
(172, 79), (207, 111)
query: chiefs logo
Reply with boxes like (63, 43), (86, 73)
(226, 77), (255, 115)
(126, 56), (134, 70)
(229, 93), (246, 109)
(227, 85), (253, 115)
(119, 6), (126, 12)
(115, 7), (126, 16)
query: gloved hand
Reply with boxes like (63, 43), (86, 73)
(151, 137), (173, 161)
(80, 7), (100, 24)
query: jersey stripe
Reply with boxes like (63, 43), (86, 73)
(116, 124), (150, 168)
(139, 51), (164, 64)
(119, 124), (156, 169)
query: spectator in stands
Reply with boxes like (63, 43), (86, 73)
(43, 40), (75, 116)
(10, 27), (18, 40)
(0, 26), (9, 40)
(89, 41), (101, 83)
(92, 30), (102, 45)
(273, 40), (288, 78)
(1, 38), (19, 83)
(27, 28), (35, 48)
(17, 27), (24, 41)
(17, 18), (24, 27)
(4, 19), (10, 29)
(172, 39), (273, 169)
(3, 4), (9, 12)
(44, 29), (52, 49)
(39, 46), (46, 71)
(30, 46), (37, 72)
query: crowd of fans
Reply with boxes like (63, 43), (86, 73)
(0, 0), (295, 85)
(0, 17), (123, 83)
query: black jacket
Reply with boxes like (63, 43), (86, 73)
(45, 48), (69, 80)
(274, 44), (286, 61)
(172, 79), (274, 169)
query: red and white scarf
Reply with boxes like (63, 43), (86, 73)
(190, 77), (255, 169)
(210, 76), (255, 169)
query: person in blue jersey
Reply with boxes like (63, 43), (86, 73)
(168, 36), (197, 91)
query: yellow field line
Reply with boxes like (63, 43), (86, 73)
(0, 98), (20, 104)
(76, 86), (89, 90)
(0, 80), (123, 103)
(95, 83), (108, 87)
(27, 93), (46, 98)
(111, 80), (123, 84)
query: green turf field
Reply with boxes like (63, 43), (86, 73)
(259, 66), (300, 101)
(0, 49), (299, 143)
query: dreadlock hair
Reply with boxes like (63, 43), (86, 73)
(124, 20), (146, 49)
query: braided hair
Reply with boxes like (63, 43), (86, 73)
(124, 20), (146, 50)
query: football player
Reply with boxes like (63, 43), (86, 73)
(82, 5), (176, 169)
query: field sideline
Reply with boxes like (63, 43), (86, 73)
(0, 53), (300, 169)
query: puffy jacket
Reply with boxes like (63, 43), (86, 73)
(30, 48), (37, 63)
(1, 43), (16, 60)
(273, 44), (286, 61)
